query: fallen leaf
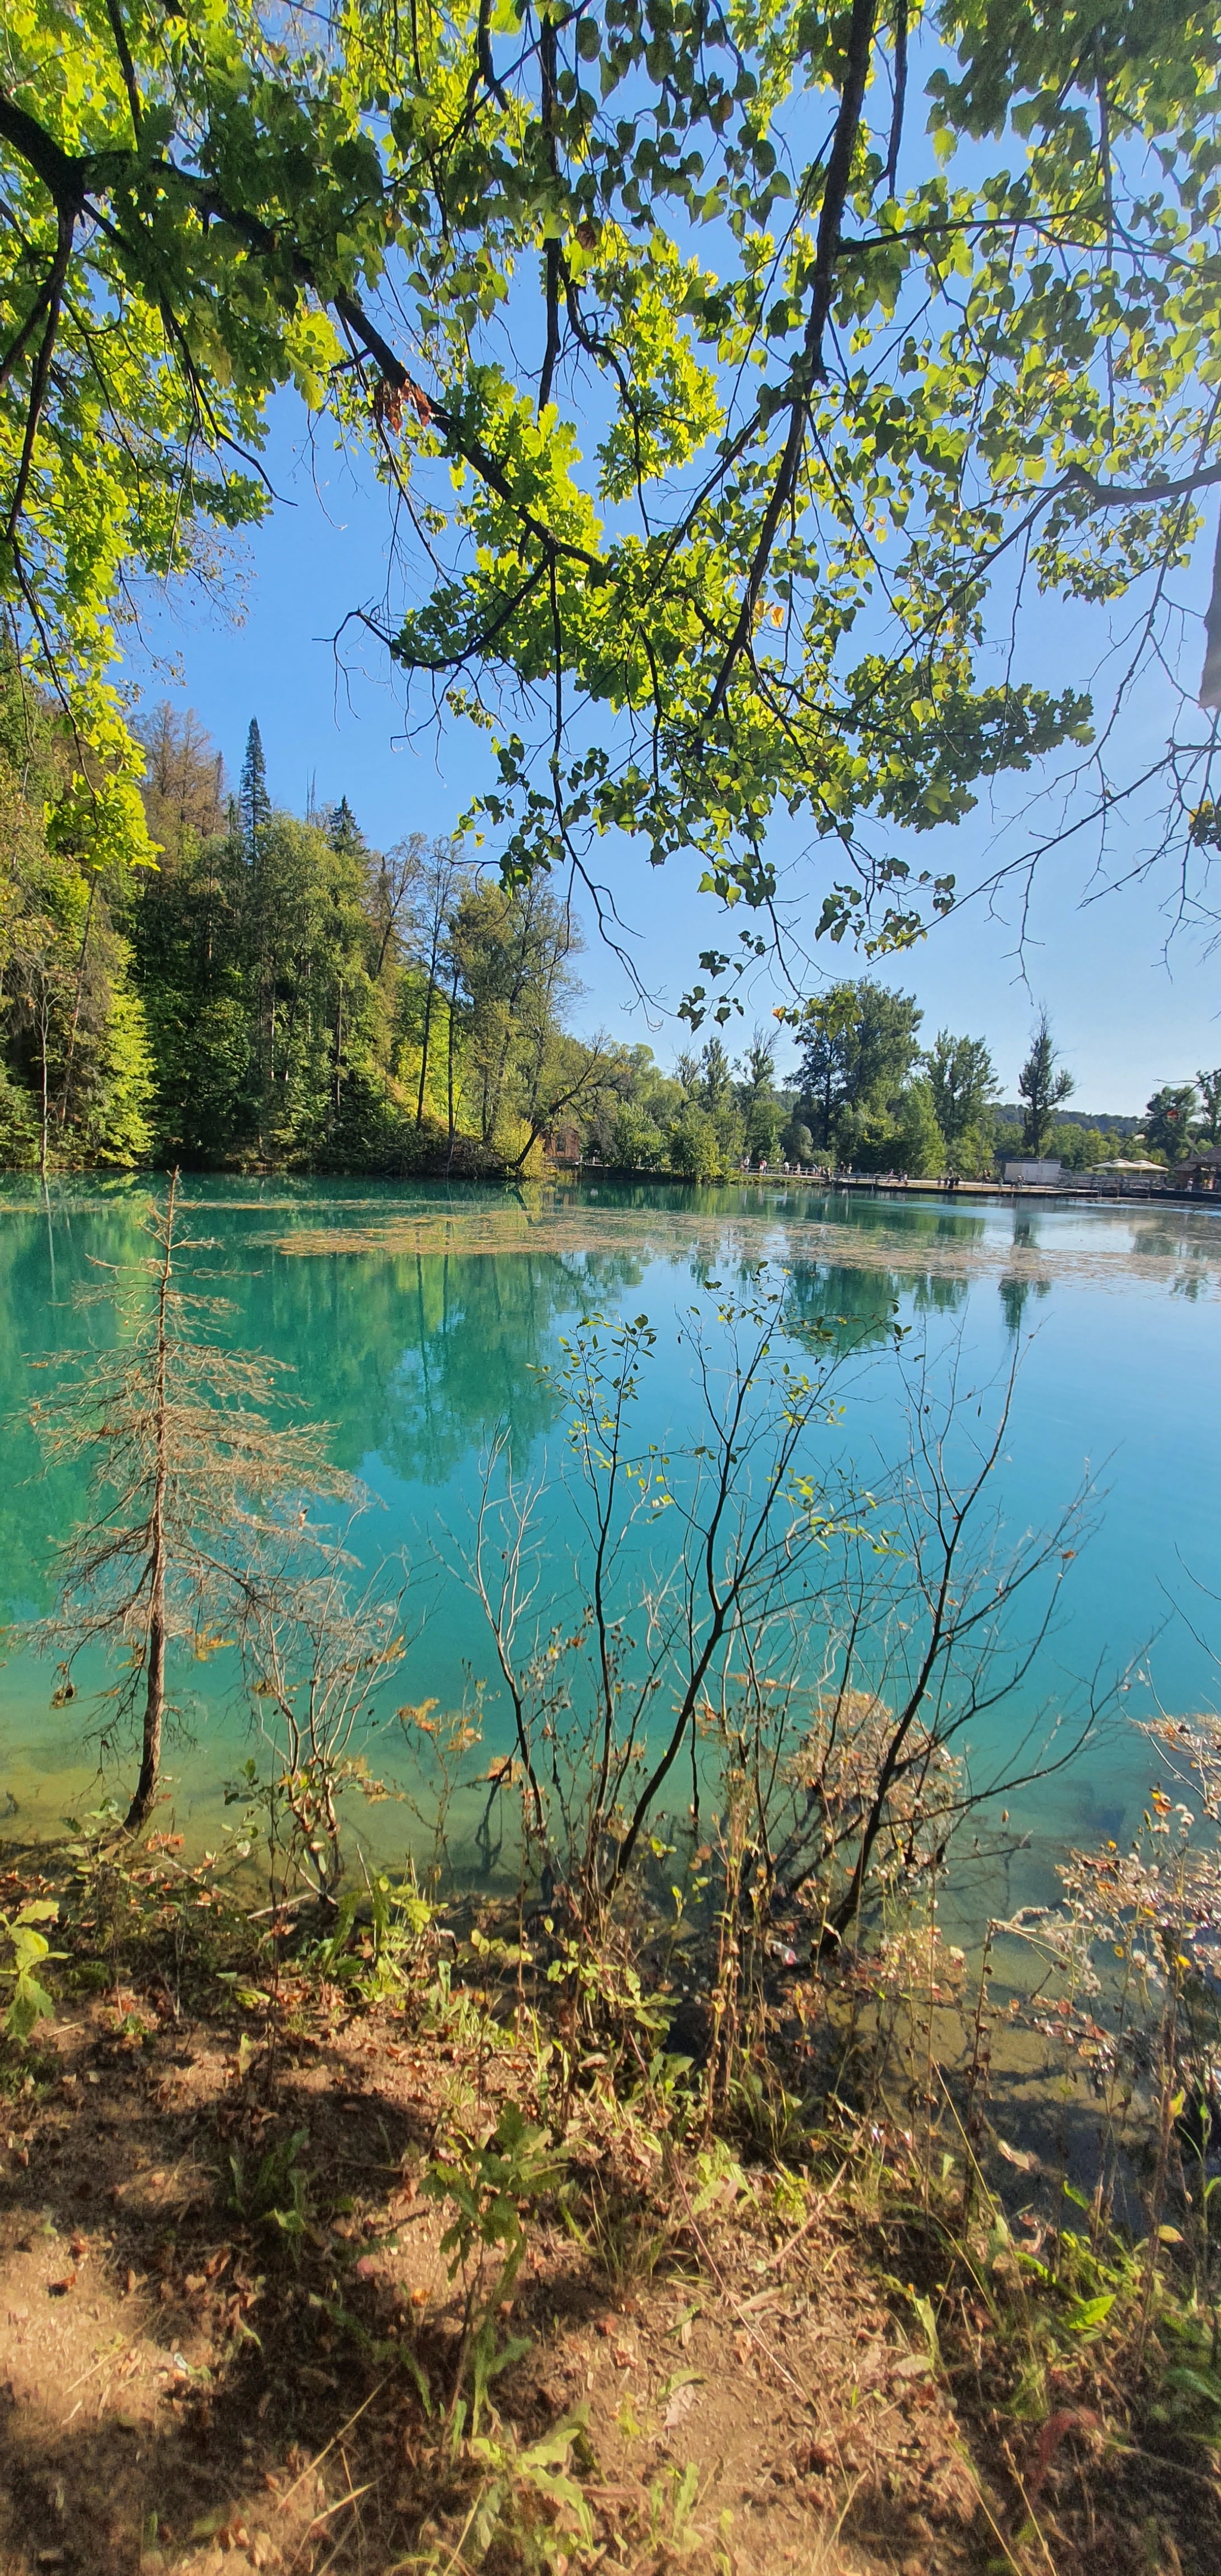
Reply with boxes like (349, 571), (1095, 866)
(996, 2137), (1039, 2174)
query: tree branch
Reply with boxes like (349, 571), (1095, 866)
(538, 14), (562, 415)
(705, 0), (878, 720)
(1064, 458), (1221, 507)
(0, 93), (608, 586)
(5, 206), (74, 545)
(884, 0), (907, 197)
(103, 0), (143, 142)
(1200, 508), (1221, 711)
(0, 96), (90, 213)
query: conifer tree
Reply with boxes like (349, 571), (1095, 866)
(326, 796), (363, 856)
(30, 1172), (352, 1827)
(1018, 1015), (1074, 1157)
(238, 719), (270, 863)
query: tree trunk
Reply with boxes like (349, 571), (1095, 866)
(416, 977), (435, 1124)
(58, 872), (96, 1132)
(445, 965), (460, 1174)
(38, 985), (50, 1183)
(416, 924), (441, 1126)
(126, 1169), (176, 1829)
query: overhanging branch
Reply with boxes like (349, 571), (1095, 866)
(704, 0), (878, 720)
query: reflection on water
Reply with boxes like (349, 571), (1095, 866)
(999, 1273), (1052, 1338)
(0, 1174), (1219, 1874)
(785, 1255), (968, 1354)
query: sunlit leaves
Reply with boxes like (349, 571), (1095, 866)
(1, 0), (1219, 940)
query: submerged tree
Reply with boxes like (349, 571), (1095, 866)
(30, 1172), (352, 1825)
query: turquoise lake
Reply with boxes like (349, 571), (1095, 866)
(1, 1174), (1219, 1911)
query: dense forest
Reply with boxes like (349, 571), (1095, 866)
(0, 672), (606, 1176)
(0, 668), (1211, 1181)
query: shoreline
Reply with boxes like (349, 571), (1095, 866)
(2, 1160), (1218, 1211)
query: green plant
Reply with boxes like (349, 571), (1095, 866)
(1151, 2295), (1221, 2445)
(228, 2126), (311, 2248)
(308, 1871), (433, 1999)
(467, 2417), (596, 2566)
(689, 2139), (750, 2219)
(582, 2180), (673, 2290)
(728, 2062), (810, 2168)
(0, 1899), (62, 2039)
(422, 2101), (567, 2429)
(647, 2462), (705, 2558)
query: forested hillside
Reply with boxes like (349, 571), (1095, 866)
(0, 673), (1200, 1182)
(0, 675), (606, 1174)
(0, 674), (835, 1180)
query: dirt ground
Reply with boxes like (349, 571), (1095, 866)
(0, 1970), (1213, 2576)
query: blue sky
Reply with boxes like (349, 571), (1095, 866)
(125, 399), (1221, 1115)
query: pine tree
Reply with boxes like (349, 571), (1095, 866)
(326, 796), (364, 855)
(238, 718), (270, 862)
